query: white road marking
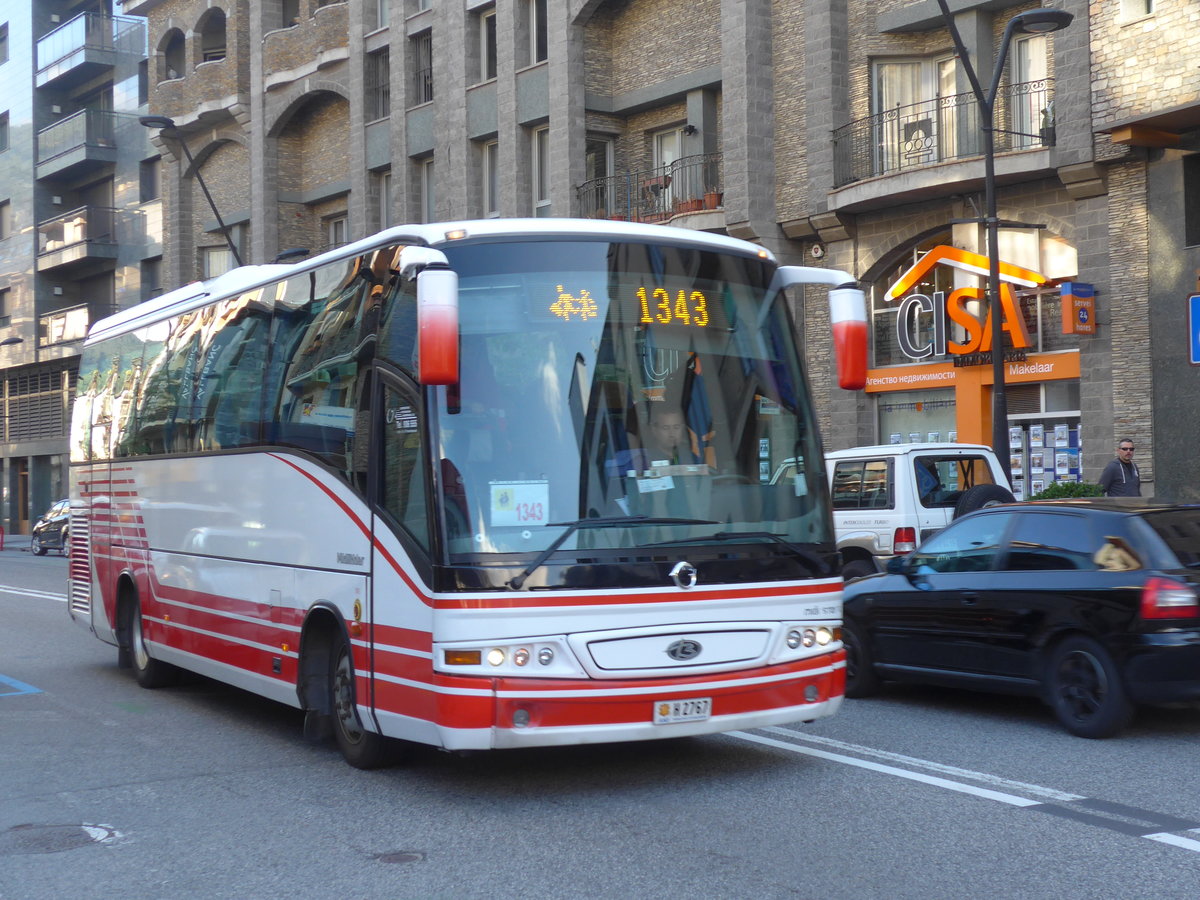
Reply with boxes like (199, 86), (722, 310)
(0, 584), (68, 602)
(732, 728), (1200, 855)
(761, 727), (1083, 802)
(730, 730), (1040, 806)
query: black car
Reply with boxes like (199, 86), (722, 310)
(31, 499), (70, 556)
(841, 499), (1200, 738)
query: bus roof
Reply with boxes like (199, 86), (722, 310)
(85, 218), (778, 345)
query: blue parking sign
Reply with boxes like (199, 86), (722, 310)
(1191, 295), (1200, 365)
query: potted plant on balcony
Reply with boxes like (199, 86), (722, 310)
(1040, 102), (1056, 146)
(703, 190), (723, 209)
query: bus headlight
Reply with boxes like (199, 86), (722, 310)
(537, 647), (554, 666)
(487, 648), (506, 666)
(786, 629), (803, 649)
(513, 648), (530, 666)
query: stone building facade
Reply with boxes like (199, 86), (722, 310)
(105, 0), (1200, 506)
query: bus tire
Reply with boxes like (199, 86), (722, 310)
(331, 632), (394, 769)
(129, 599), (178, 689)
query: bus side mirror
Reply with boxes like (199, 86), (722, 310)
(398, 247), (460, 385)
(774, 266), (868, 391)
(829, 285), (867, 390)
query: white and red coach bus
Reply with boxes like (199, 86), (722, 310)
(67, 218), (867, 767)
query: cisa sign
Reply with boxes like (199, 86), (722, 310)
(885, 245), (1048, 360)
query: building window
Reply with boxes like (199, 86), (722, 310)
(525, 0), (547, 65)
(582, 136), (613, 216)
(140, 157), (161, 202)
(327, 215), (348, 250)
(482, 141), (499, 217)
(0, 200), (11, 241)
(1121, 0), (1154, 18)
(141, 258), (162, 299)
(161, 29), (186, 80)
(872, 56), (960, 173)
(1011, 34), (1048, 148)
(478, 8), (497, 82)
(532, 126), (550, 217)
(0, 24), (8, 66)
(372, 0), (390, 31)
(411, 32), (433, 105)
(0, 111), (7, 153)
(0, 286), (10, 328)
(421, 157), (435, 223)
(199, 9), (227, 62)
(366, 48), (391, 121)
(375, 169), (392, 230)
(282, 0), (300, 27)
(203, 246), (235, 278)
(1185, 155), (1200, 247)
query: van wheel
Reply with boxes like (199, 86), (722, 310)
(331, 633), (394, 769)
(954, 484), (1015, 518)
(129, 601), (178, 688)
(842, 559), (876, 582)
(842, 619), (880, 698)
(1046, 635), (1133, 738)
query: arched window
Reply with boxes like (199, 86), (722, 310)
(160, 29), (185, 80)
(199, 9), (227, 63)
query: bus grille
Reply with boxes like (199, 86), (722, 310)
(68, 514), (91, 617)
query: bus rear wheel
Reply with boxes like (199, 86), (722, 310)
(331, 633), (394, 769)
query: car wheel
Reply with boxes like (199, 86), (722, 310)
(60, 528), (70, 556)
(842, 558), (876, 582)
(1046, 635), (1134, 738)
(31, 535), (46, 556)
(842, 619), (881, 698)
(331, 632), (394, 769)
(129, 601), (178, 689)
(954, 484), (1016, 519)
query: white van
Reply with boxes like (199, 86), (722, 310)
(823, 442), (1013, 580)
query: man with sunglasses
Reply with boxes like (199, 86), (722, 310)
(1098, 439), (1141, 497)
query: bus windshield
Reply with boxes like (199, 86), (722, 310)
(426, 238), (831, 558)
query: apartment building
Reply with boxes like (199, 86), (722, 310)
(0, 1), (159, 539)
(21, 0), (1193, 532)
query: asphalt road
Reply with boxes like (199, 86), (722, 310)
(3, 544), (1200, 899)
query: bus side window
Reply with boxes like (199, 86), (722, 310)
(270, 257), (370, 479)
(379, 384), (429, 550)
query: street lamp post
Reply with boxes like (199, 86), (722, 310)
(139, 115), (244, 268)
(935, 3), (1072, 484)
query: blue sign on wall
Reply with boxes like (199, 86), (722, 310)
(1190, 295), (1200, 366)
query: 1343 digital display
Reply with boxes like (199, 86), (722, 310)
(637, 286), (710, 327)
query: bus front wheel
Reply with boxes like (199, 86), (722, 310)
(330, 633), (394, 769)
(128, 599), (177, 689)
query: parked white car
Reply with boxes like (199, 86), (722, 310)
(823, 442), (1013, 580)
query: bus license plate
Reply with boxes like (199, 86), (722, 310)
(653, 697), (712, 724)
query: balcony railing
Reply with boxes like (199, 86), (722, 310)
(36, 12), (145, 85)
(833, 79), (1054, 188)
(36, 109), (118, 165)
(577, 153), (724, 221)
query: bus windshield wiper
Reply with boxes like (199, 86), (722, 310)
(507, 516), (717, 590)
(642, 530), (827, 571)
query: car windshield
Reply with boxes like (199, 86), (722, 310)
(428, 238), (832, 558)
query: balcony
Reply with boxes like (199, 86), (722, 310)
(40, 304), (98, 347)
(36, 12), (145, 89)
(577, 153), (724, 222)
(833, 80), (1055, 189)
(36, 109), (120, 181)
(36, 206), (120, 273)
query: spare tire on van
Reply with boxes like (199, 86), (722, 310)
(953, 483), (1015, 518)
